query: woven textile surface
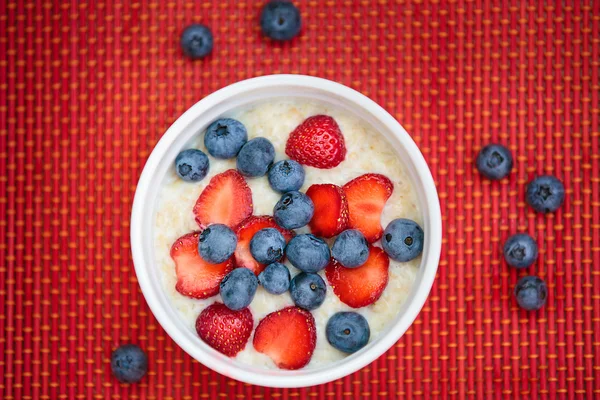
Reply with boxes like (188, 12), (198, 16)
(1, 0), (599, 398)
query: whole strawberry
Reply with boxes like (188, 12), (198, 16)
(195, 303), (253, 357)
(285, 115), (346, 169)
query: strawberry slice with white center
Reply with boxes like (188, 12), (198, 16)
(193, 169), (253, 228)
(233, 215), (295, 275)
(343, 173), (393, 242)
(306, 183), (349, 238)
(325, 245), (390, 308)
(252, 306), (317, 370)
(171, 231), (234, 299)
(196, 302), (253, 357)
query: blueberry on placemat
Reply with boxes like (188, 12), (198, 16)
(526, 175), (565, 213)
(111, 344), (148, 383)
(204, 118), (248, 159)
(180, 24), (213, 59)
(476, 144), (513, 180)
(260, 1), (301, 41)
(220, 268), (258, 311)
(503, 233), (538, 269)
(290, 272), (326, 310)
(514, 276), (547, 311)
(326, 312), (370, 354)
(175, 149), (209, 182)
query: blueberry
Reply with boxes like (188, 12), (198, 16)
(475, 144), (513, 180)
(290, 272), (326, 310)
(204, 118), (248, 159)
(332, 229), (369, 268)
(381, 219), (424, 262)
(198, 224), (237, 264)
(236, 137), (275, 177)
(326, 312), (370, 354)
(273, 191), (314, 229)
(286, 234), (330, 273)
(514, 276), (547, 311)
(503, 234), (538, 269)
(258, 262), (290, 295)
(268, 159), (305, 193)
(260, 1), (301, 41)
(180, 24), (213, 59)
(526, 175), (565, 213)
(111, 344), (148, 383)
(174, 149), (209, 182)
(219, 268), (258, 311)
(250, 228), (286, 265)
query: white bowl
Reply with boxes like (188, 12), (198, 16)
(131, 75), (442, 388)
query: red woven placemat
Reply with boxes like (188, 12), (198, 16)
(1, 0), (599, 398)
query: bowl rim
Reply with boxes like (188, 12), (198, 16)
(131, 74), (442, 388)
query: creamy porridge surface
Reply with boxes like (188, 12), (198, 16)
(154, 100), (422, 368)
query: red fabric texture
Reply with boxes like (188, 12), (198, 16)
(1, 0), (599, 398)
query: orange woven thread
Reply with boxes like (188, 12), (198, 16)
(0, 0), (599, 398)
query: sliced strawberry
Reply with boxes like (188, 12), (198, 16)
(325, 246), (389, 308)
(285, 115), (346, 169)
(252, 306), (316, 370)
(195, 302), (253, 357)
(193, 169), (253, 228)
(306, 183), (349, 238)
(171, 231), (234, 299)
(233, 215), (295, 275)
(343, 173), (394, 242)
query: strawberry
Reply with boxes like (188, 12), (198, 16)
(195, 302), (253, 357)
(233, 215), (295, 275)
(193, 169), (253, 228)
(285, 115), (346, 169)
(325, 246), (389, 308)
(306, 183), (349, 238)
(252, 306), (317, 370)
(343, 173), (393, 242)
(171, 231), (234, 299)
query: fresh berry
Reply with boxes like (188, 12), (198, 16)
(175, 149), (209, 182)
(306, 184), (349, 238)
(253, 307), (316, 370)
(526, 175), (565, 213)
(332, 229), (369, 268)
(476, 144), (513, 180)
(381, 219), (424, 262)
(198, 224), (237, 264)
(325, 312), (370, 354)
(514, 276), (548, 311)
(258, 262), (291, 295)
(234, 216), (294, 275)
(260, 1), (302, 41)
(250, 228), (286, 265)
(111, 344), (148, 383)
(204, 118), (248, 159)
(286, 234), (331, 273)
(219, 268), (258, 311)
(273, 190), (314, 229)
(268, 159), (305, 193)
(289, 272), (327, 310)
(171, 232), (234, 299)
(343, 174), (393, 242)
(325, 246), (389, 308)
(195, 303), (253, 357)
(193, 169), (253, 228)
(180, 24), (213, 59)
(236, 137), (275, 177)
(285, 115), (346, 169)
(503, 233), (538, 269)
